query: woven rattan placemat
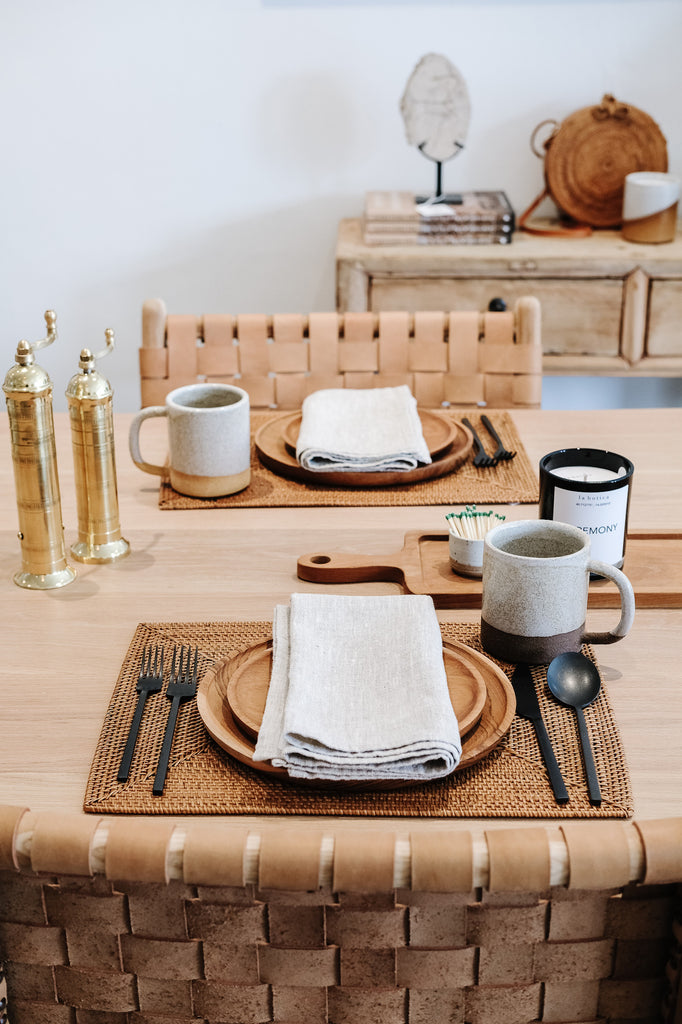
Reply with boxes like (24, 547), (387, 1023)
(158, 410), (538, 509)
(84, 621), (632, 819)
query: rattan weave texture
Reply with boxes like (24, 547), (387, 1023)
(83, 622), (632, 819)
(158, 410), (538, 509)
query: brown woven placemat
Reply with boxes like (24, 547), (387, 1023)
(158, 410), (538, 508)
(84, 621), (632, 819)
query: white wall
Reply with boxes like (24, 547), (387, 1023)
(2, 0), (681, 412)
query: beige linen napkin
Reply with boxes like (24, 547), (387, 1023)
(253, 593), (461, 781)
(295, 385), (432, 472)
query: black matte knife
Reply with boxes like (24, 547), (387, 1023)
(511, 663), (569, 804)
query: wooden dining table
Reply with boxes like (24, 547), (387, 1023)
(1, 407), (680, 824)
(1, 405), (679, 1024)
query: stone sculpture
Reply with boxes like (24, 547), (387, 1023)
(400, 53), (471, 165)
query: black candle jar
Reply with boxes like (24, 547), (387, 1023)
(539, 448), (634, 569)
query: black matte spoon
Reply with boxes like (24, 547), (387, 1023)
(547, 652), (602, 806)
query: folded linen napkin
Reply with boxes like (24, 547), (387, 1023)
(295, 385), (432, 472)
(253, 593), (461, 781)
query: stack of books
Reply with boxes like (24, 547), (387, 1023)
(362, 190), (515, 246)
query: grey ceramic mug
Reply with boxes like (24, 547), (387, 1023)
(129, 383), (250, 497)
(481, 519), (635, 664)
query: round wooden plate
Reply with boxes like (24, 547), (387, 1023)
(196, 638), (515, 789)
(226, 639), (487, 743)
(282, 409), (458, 460)
(254, 412), (473, 489)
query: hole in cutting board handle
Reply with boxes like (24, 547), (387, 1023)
(310, 555), (331, 564)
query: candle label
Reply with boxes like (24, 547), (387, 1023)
(552, 484), (628, 564)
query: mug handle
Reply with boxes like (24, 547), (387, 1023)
(129, 406), (168, 477)
(582, 559), (636, 645)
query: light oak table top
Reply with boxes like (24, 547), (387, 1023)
(1, 408), (680, 829)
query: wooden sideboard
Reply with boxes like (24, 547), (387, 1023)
(336, 217), (682, 377)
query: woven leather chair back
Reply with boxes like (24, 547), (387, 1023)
(1, 807), (681, 1023)
(139, 296), (542, 409)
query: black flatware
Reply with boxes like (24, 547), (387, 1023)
(462, 417), (495, 467)
(153, 645), (199, 796)
(547, 652), (602, 807)
(480, 414), (516, 462)
(511, 663), (569, 804)
(117, 646), (164, 783)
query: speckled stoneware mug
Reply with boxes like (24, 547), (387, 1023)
(481, 519), (635, 665)
(129, 383), (250, 497)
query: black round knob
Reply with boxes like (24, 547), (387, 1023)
(488, 297), (507, 312)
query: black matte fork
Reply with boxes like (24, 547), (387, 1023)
(117, 646), (164, 783)
(153, 645), (199, 796)
(462, 417), (496, 467)
(480, 414), (516, 462)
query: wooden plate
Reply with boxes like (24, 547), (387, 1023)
(226, 639), (487, 742)
(254, 412), (473, 489)
(196, 638), (515, 789)
(282, 409), (458, 460)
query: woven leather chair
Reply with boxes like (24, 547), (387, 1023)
(139, 296), (542, 410)
(1, 806), (681, 1023)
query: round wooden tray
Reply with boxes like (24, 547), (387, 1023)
(196, 638), (515, 789)
(254, 411), (473, 489)
(283, 408), (458, 459)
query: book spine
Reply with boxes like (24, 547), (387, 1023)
(362, 233), (513, 246)
(363, 217), (514, 230)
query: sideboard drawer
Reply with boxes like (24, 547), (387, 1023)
(337, 218), (682, 376)
(370, 277), (623, 358)
(647, 281), (682, 356)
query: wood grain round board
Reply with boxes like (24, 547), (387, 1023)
(196, 638), (515, 790)
(254, 411), (473, 488)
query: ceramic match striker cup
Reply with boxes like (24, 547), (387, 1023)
(481, 520), (635, 665)
(129, 383), (250, 498)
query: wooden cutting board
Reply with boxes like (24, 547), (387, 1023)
(297, 530), (682, 608)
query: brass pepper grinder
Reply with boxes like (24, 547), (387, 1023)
(65, 329), (130, 563)
(2, 310), (77, 589)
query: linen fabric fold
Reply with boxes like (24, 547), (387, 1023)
(295, 386), (432, 472)
(252, 593), (461, 781)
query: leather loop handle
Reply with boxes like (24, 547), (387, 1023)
(530, 119), (559, 159)
(521, 114), (593, 237)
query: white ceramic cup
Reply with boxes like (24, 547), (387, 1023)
(481, 519), (635, 664)
(129, 383), (251, 497)
(449, 534), (484, 578)
(622, 172), (680, 243)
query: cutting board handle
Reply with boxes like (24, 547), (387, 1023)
(297, 549), (406, 585)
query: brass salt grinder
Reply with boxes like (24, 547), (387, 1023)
(3, 310), (77, 589)
(65, 329), (130, 563)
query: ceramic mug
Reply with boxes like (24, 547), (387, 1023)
(129, 383), (250, 497)
(481, 519), (635, 664)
